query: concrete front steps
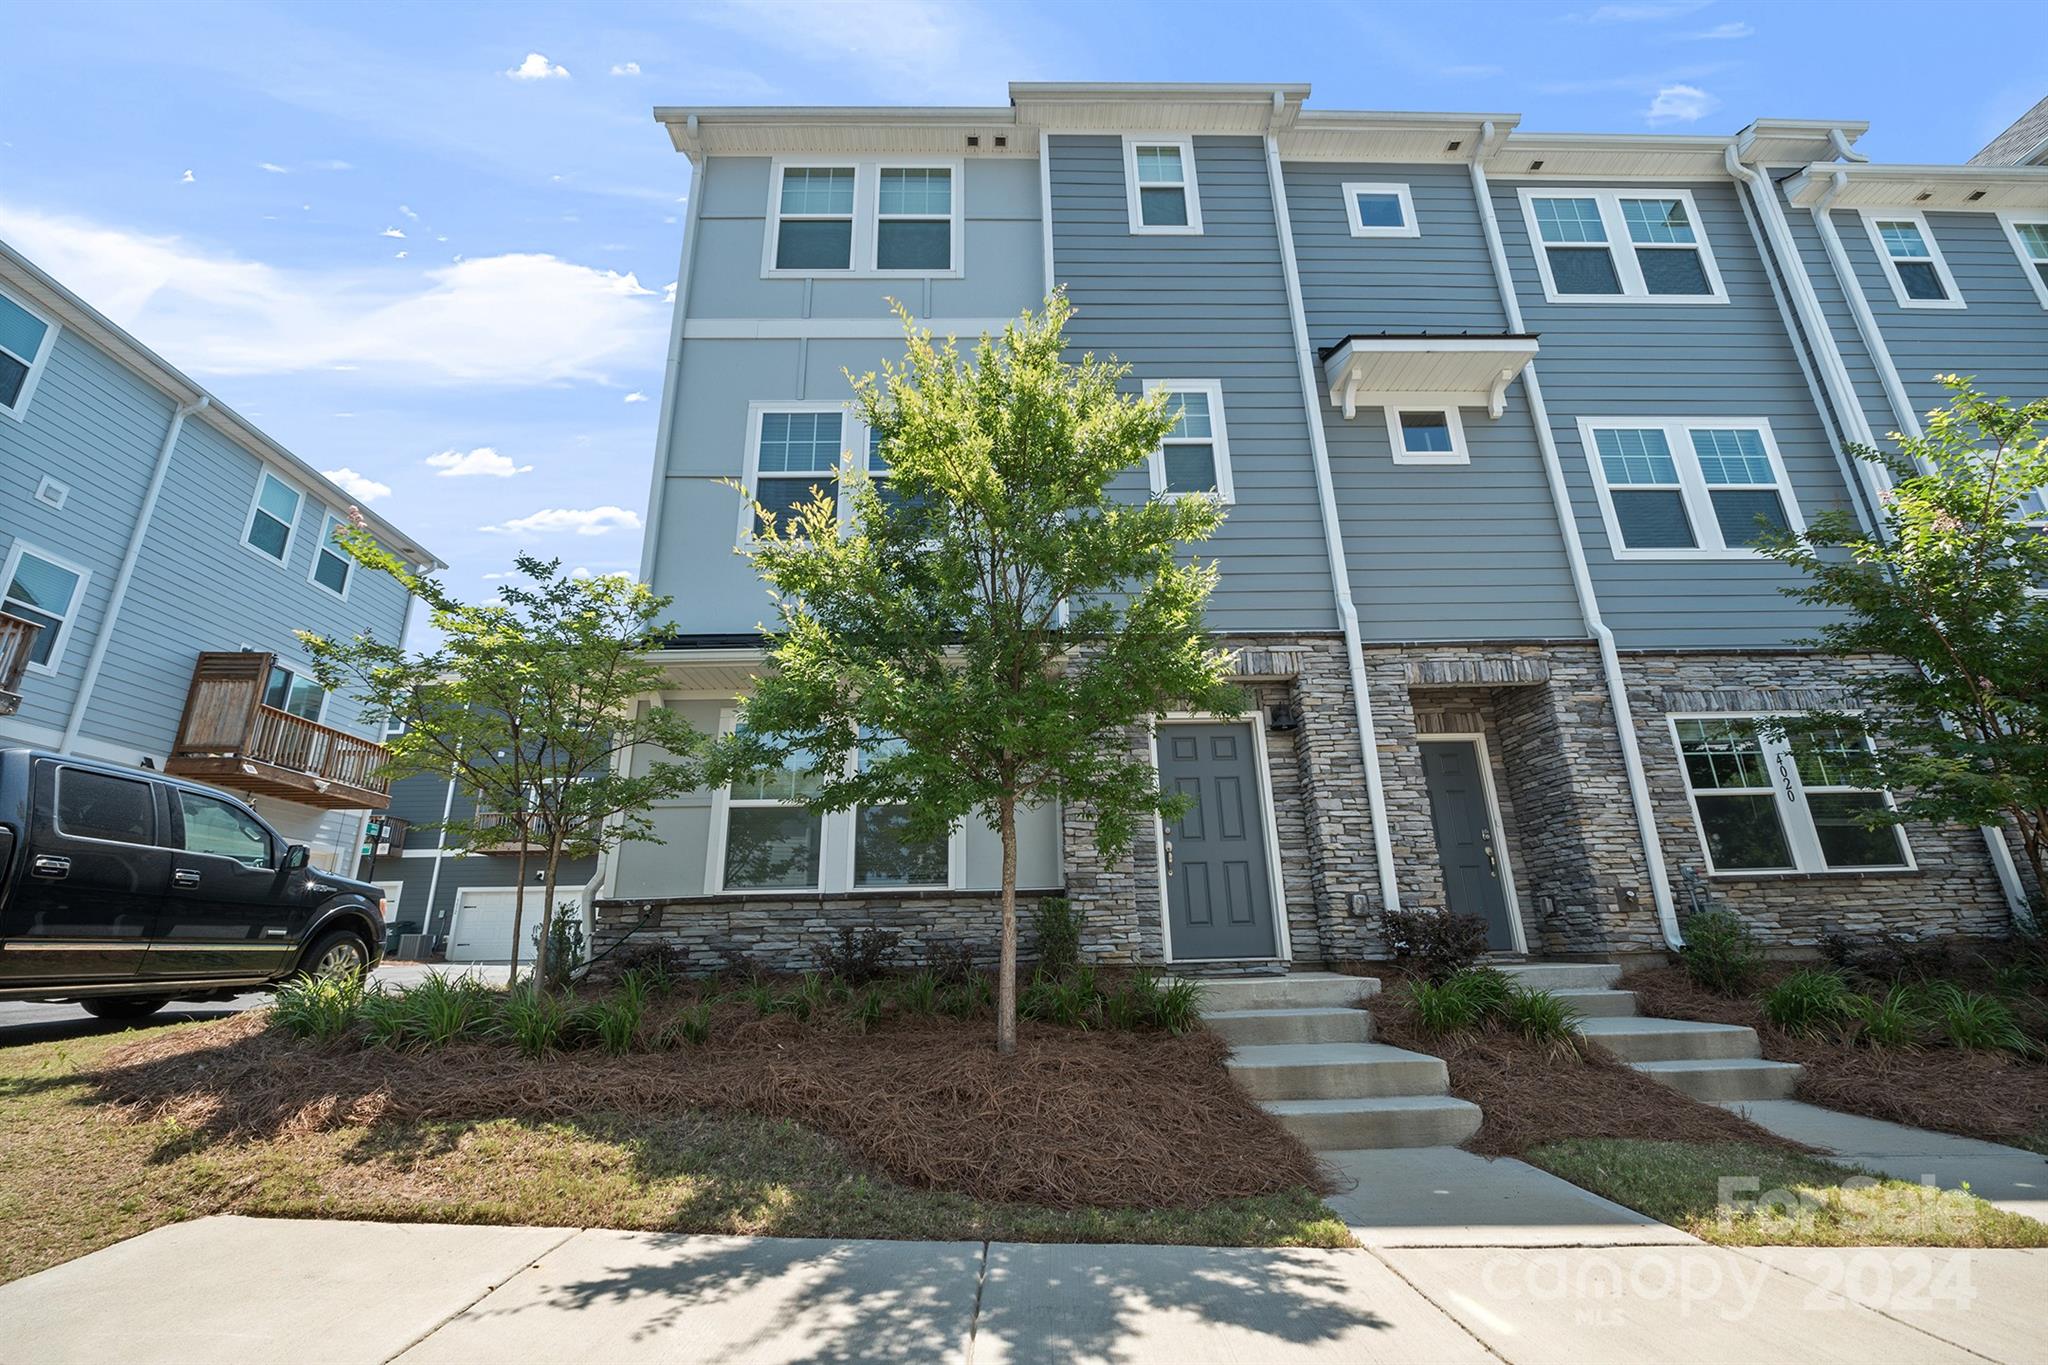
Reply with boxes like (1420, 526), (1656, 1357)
(1495, 961), (1803, 1102)
(1199, 972), (1482, 1151)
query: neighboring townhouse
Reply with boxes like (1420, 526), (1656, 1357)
(360, 764), (600, 963)
(600, 83), (2045, 974)
(0, 239), (440, 873)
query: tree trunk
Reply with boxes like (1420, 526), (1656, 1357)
(506, 835), (530, 989)
(997, 796), (1018, 1055)
(536, 834), (566, 990)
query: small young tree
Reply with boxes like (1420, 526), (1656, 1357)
(715, 294), (1243, 1053)
(301, 534), (706, 983)
(1761, 377), (2048, 906)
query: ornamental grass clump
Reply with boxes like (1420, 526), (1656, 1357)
(1762, 969), (1857, 1039)
(270, 969), (366, 1044)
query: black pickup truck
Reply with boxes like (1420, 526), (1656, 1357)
(0, 748), (385, 1019)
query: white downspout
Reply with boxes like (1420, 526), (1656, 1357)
(637, 136), (707, 584)
(421, 768), (458, 940)
(1262, 130), (1402, 917)
(1810, 172), (1923, 448)
(59, 393), (210, 754)
(1468, 127), (1681, 949)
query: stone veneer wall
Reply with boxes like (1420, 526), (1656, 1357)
(1622, 650), (2018, 945)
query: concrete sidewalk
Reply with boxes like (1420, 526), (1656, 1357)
(3, 1215), (2039, 1364)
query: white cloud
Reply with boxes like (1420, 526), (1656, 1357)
(427, 447), (533, 478)
(0, 203), (665, 386)
(506, 52), (570, 81)
(610, 61), (641, 76)
(394, 250), (408, 259)
(310, 159), (353, 171)
(1567, 1), (1709, 20)
(322, 466), (392, 502)
(398, 204), (419, 220)
(663, 280), (678, 305)
(481, 506), (641, 537)
(381, 226), (407, 238)
(1686, 20), (1753, 39)
(1646, 83), (1720, 123)
(180, 170), (195, 183)
(624, 391), (648, 403)
(259, 162), (289, 174)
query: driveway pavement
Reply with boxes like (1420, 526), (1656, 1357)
(1, 1215), (2035, 1364)
(0, 963), (507, 1047)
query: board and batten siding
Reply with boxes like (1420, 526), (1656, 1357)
(1491, 176), (1859, 650)
(1283, 160), (1585, 642)
(1048, 134), (1337, 634)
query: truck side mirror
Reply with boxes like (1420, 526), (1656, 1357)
(282, 844), (310, 872)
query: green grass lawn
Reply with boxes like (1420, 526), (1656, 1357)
(1529, 1138), (2048, 1248)
(0, 1023), (1348, 1285)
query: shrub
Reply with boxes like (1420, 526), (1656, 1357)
(1032, 898), (1083, 979)
(740, 982), (779, 1017)
(658, 1001), (714, 1049)
(780, 973), (831, 1022)
(848, 988), (886, 1035)
(569, 996), (642, 1055)
(1678, 910), (1765, 995)
(715, 949), (767, 988)
(927, 941), (978, 986)
(1449, 965), (1514, 1021)
(272, 969), (366, 1043)
(1820, 930), (1954, 985)
(818, 926), (900, 984)
(1921, 982), (2032, 1054)
(1762, 969), (1855, 1037)
(530, 908), (586, 993)
(1847, 985), (1928, 1049)
(497, 984), (569, 1058)
(940, 976), (992, 1019)
(895, 969), (941, 1016)
(1379, 909), (1488, 983)
(1151, 977), (1203, 1035)
(1021, 965), (1099, 1029)
(606, 941), (690, 992)
(405, 972), (502, 1048)
(1502, 986), (1580, 1055)
(1408, 976), (1483, 1037)
(356, 988), (412, 1050)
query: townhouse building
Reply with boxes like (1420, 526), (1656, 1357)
(599, 83), (2046, 974)
(0, 239), (438, 873)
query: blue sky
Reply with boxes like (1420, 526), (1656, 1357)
(6, 0), (2044, 611)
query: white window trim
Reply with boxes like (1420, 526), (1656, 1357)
(841, 740), (963, 893)
(1860, 210), (1964, 311)
(241, 469), (305, 569)
(1996, 211), (2048, 311)
(1576, 416), (1806, 561)
(1668, 713), (1916, 877)
(1342, 182), (1419, 238)
(0, 540), (91, 675)
(1143, 379), (1234, 502)
(1377, 398), (1470, 466)
(1122, 134), (1203, 236)
(760, 158), (965, 281)
(306, 508), (353, 602)
(1517, 187), (1728, 305)
(34, 476), (69, 510)
(0, 282), (59, 423)
(736, 399), (860, 545)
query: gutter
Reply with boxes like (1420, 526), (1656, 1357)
(58, 394), (210, 754)
(1466, 122), (1683, 950)
(1262, 126), (1402, 918)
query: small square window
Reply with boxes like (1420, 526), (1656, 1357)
(1343, 183), (1418, 238)
(34, 476), (68, 510)
(1384, 405), (1468, 465)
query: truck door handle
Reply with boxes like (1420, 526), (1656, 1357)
(31, 855), (69, 879)
(172, 868), (202, 889)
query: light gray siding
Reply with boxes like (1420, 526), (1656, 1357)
(1284, 160), (1584, 641)
(1492, 177), (1858, 649)
(1049, 134), (1337, 634)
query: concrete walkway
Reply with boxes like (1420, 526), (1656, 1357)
(3, 1215), (2040, 1364)
(1723, 1098), (2048, 1224)
(1323, 1148), (1694, 1247)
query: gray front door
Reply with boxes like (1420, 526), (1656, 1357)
(1420, 740), (1516, 950)
(1158, 722), (1278, 960)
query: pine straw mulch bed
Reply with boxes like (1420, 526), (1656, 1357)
(1354, 968), (1808, 1159)
(1625, 964), (2048, 1150)
(89, 1006), (1330, 1212)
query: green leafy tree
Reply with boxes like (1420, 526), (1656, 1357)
(1761, 377), (2048, 908)
(301, 530), (706, 983)
(713, 293), (1243, 1052)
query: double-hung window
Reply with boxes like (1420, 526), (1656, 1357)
(1521, 189), (1724, 302)
(1343, 182), (1418, 238)
(719, 734), (825, 892)
(1863, 212), (1962, 309)
(1999, 214), (2048, 309)
(766, 161), (963, 277)
(876, 167), (953, 271)
(1124, 136), (1202, 234)
(0, 285), (57, 419)
(244, 471), (302, 563)
(743, 405), (845, 539)
(1673, 716), (1911, 874)
(1, 542), (88, 671)
(261, 662), (326, 721)
(309, 510), (352, 598)
(1144, 380), (1232, 500)
(1581, 419), (1800, 559)
(772, 167), (857, 271)
(851, 735), (950, 889)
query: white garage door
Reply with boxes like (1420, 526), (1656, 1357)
(447, 888), (589, 963)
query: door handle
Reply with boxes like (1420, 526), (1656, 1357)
(172, 868), (202, 890)
(1164, 840), (1175, 871)
(31, 855), (69, 879)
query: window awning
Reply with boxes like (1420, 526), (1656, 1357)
(1319, 333), (1541, 420)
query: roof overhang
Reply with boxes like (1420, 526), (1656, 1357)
(1781, 162), (2048, 212)
(1319, 334), (1540, 420)
(1281, 111), (1520, 163)
(1011, 82), (1309, 135)
(0, 238), (444, 571)
(654, 105), (1029, 159)
(1734, 119), (1871, 168)
(1487, 131), (1736, 180)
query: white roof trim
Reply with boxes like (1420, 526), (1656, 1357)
(1320, 336), (1541, 420)
(1782, 162), (2048, 212)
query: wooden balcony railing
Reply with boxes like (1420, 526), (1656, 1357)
(165, 652), (392, 809)
(0, 613), (42, 717)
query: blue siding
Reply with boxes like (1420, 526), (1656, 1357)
(1284, 160), (1584, 641)
(1050, 134), (1336, 634)
(1492, 178), (1859, 649)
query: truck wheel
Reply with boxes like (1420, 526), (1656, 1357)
(81, 997), (169, 1022)
(298, 930), (370, 981)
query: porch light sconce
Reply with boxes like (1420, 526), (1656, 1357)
(1266, 702), (1300, 733)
